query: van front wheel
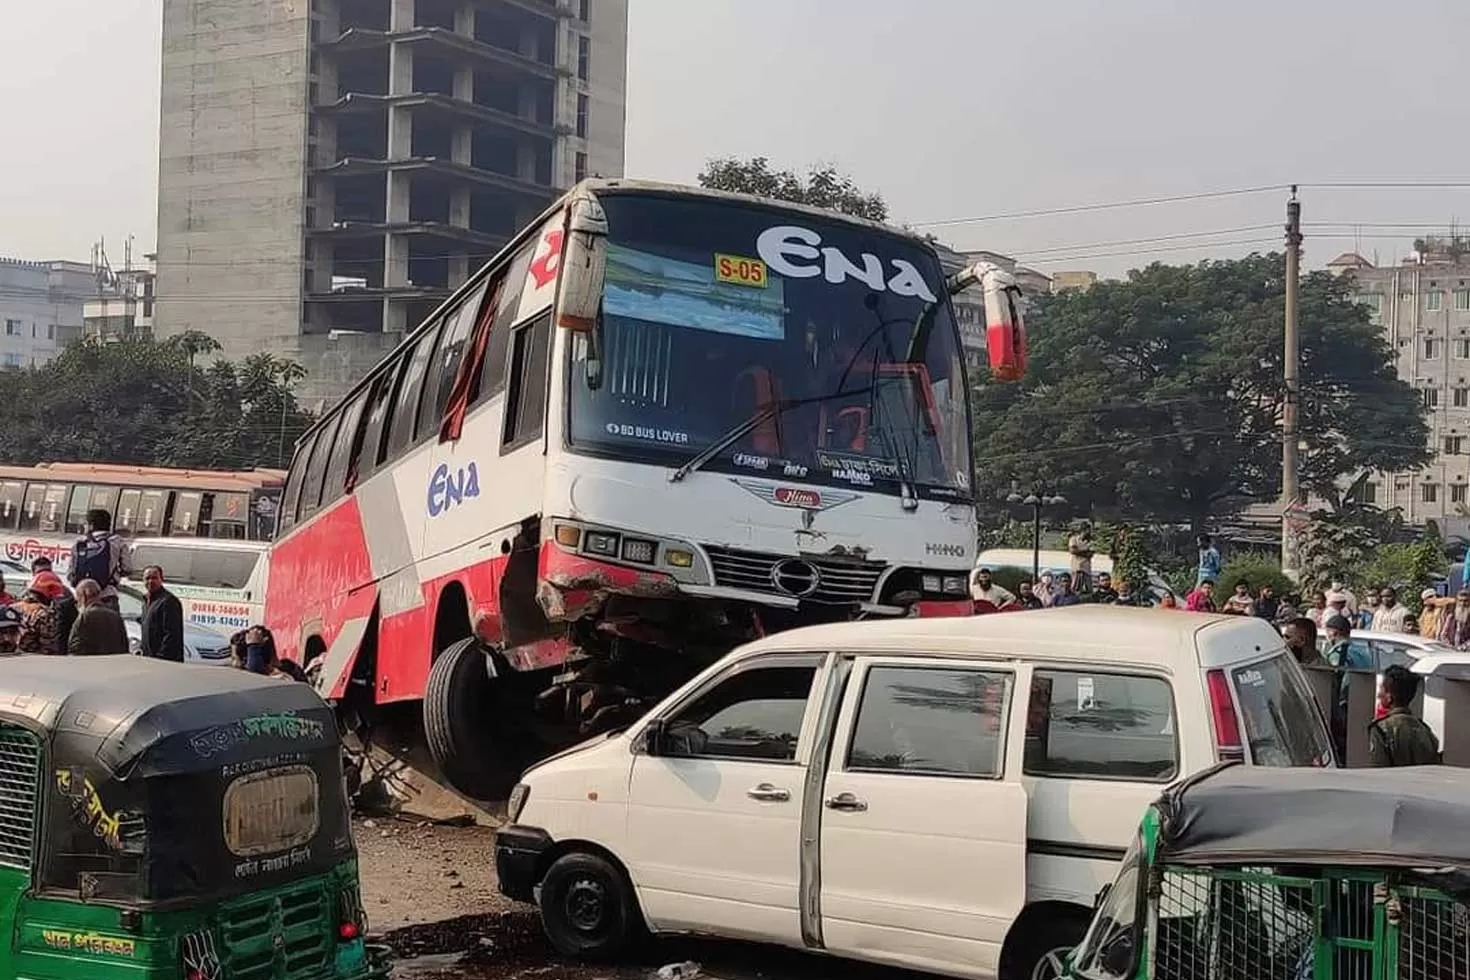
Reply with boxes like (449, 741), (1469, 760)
(538, 851), (642, 961)
(1006, 911), (1091, 980)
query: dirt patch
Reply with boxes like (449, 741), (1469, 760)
(356, 814), (511, 931)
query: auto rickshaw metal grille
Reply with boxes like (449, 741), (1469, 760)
(0, 724), (39, 869)
(1151, 868), (1470, 980)
(218, 877), (332, 980)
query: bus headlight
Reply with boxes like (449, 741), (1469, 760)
(584, 531), (620, 557)
(621, 538), (657, 564)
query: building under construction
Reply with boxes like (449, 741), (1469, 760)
(154, 0), (628, 407)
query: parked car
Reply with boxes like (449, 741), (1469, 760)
(495, 607), (1334, 980)
(1315, 628), (1455, 672)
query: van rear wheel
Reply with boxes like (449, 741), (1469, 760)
(423, 637), (519, 801)
(1006, 911), (1091, 980)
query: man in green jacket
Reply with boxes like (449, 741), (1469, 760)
(68, 578), (130, 655)
(1368, 665), (1441, 767)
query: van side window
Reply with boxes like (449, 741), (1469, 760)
(1024, 671), (1177, 781)
(847, 666), (1009, 777)
(660, 662), (818, 763)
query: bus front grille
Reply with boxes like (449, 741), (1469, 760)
(704, 545), (885, 604)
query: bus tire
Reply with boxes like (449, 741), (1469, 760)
(539, 851), (643, 961)
(423, 636), (518, 801)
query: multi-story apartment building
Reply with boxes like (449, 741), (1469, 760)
(0, 259), (95, 369)
(154, 0), (628, 408)
(1335, 241), (1470, 521)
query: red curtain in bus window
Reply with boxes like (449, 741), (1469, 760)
(441, 278), (509, 444)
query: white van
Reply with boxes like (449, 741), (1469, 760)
(121, 537), (268, 633)
(494, 607), (1334, 980)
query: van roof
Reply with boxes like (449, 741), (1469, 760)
(738, 606), (1280, 668)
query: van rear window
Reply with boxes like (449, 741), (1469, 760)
(223, 766), (320, 857)
(1231, 654), (1333, 767)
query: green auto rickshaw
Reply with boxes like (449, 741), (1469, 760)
(1067, 762), (1470, 980)
(0, 654), (390, 980)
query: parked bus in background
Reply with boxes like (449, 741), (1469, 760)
(266, 179), (1021, 798)
(0, 462), (283, 573)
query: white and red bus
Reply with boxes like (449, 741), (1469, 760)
(267, 180), (1021, 797)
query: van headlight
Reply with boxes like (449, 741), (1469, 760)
(507, 783), (530, 824)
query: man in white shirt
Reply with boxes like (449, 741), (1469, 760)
(1371, 587), (1410, 633)
(971, 567), (1016, 608)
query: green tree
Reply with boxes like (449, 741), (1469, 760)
(697, 157), (888, 221)
(970, 254), (1430, 530)
(0, 336), (314, 470)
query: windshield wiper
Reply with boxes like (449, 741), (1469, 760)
(669, 400), (786, 483)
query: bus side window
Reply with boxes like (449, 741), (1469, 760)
(473, 242), (535, 407)
(278, 434), (317, 536)
(40, 483), (69, 534)
(137, 490), (171, 536)
(88, 487), (119, 528)
(0, 482), (23, 531)
(298, 412), (344, 523)
(502, 311), (552, 452)
(115, 490), (143, 534)
(378, 334), (428, 465)
(172, 491), (203, 536)
(386, 319), (445, 457)
(66, 486), (94, 534)
(425, 280), (490, 433)
(321, 389), (368, 506)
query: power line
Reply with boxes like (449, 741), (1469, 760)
(910, 185), (1287, 229)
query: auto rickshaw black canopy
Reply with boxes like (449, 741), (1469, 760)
(0, 654), (336, 778)
(1159, 763), (1470, 869)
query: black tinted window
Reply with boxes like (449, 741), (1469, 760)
(278, 435), (314, 536)
(296, 415), (341, 522)
(847, 666), (1009, 776)
(1025, 671), (1177, 781)
(0, 481), (24, 530)
(502, 312), (551, 450)
(137, 490), (169, 534)
(662, 664), (816, 762)
(171, 491), (202, 535)
(359, 369), (398, 474)
(115, 489), (142, 533)
(427, 281), (490, 428)
(384, 323), (443, 459)
(475, 244), (535, 404)
(321, 390), (368, 505)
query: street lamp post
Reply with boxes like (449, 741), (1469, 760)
(1006, 490), (1068, 583)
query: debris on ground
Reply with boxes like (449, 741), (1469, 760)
(655, 962), (702, 980)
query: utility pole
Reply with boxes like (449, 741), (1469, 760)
(1282, 187), (1304, 576)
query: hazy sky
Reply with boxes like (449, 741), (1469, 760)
(6, 0), (1470, 276)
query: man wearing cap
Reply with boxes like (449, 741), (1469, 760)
(0, 606), (23, 655)
(1419, 588), (1452, 641)
(970, 567), (1016, 610)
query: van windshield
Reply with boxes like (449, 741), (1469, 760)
(1231, 654), (1334, 767)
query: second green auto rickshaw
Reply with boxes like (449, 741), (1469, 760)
(1067, 762), (1470, 980)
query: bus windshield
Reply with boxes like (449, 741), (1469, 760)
(566, 193), (972, 500)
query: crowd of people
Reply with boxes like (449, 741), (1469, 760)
(0, 507), (303, 681)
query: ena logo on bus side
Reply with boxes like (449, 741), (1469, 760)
(755, 226), (938, 303)
(427, 462), (482, 518)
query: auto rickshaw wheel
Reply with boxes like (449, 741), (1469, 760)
(423, 636), (520, 801)
(538, 851), (643, 961)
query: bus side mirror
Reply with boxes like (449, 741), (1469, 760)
(555, 192), (608, 334)
(1094, 883), (1112, 909)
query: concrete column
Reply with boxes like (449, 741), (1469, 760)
(452, 65), (473, 102)
(313, 116), (339, 169)
(382, 298), (409, 333)
(387, 104), (413, 159)
(454, 4), (475, 38)
(448, 254), (470, 287)
(316, 0), (342, 38)
(450, 125), (472, 166)
(309, 239), (336, 293)
(388, 40), (414, 95)
(389, 0), (416, 31)
(386, 170), (411, 223)
(384, 234), (410, 288)
(449, 187), (471, 228)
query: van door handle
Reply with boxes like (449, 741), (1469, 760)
(824, 792), (867, 812)
(746, 783), (791, 802)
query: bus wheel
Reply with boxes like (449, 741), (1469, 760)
(423, 637), (519, 801)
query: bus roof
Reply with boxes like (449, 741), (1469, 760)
(0, 462), (285, 492)
(293, 179), (942, 447)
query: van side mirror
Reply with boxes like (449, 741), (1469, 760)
(643, 719), (668, 756)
